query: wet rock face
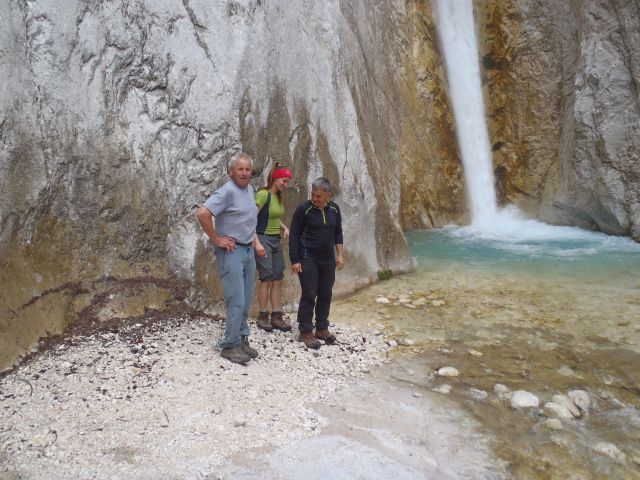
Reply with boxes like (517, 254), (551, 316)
(0, 0), (416, 369)
(479, 0), (640, 239)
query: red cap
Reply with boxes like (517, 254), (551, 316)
(272, 166), (292, 179)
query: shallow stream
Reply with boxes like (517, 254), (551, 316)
(334, 225), (640, 479)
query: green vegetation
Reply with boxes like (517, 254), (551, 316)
(377, 269), (393, 281)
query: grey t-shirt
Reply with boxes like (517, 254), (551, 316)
(204, 180), (258, 244)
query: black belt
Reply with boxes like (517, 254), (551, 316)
(235, 241), (252, 247)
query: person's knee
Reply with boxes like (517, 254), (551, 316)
(317, 287), (333, 300)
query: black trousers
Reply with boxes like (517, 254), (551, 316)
(296, 257), (336, 333)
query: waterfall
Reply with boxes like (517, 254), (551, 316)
(435, 0), (498, 227)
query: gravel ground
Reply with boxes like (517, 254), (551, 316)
(0, 314), (390, 479)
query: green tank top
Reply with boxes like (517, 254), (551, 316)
(255, 189), (285, 235)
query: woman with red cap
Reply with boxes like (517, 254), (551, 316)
(254, 163), (293, 332)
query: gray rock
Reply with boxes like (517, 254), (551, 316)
(543, 418), (563, 431)
(470, 388), (488, 401)
(510, 391), (539, 409)
(0, 0), (413, 371)
(436, 366), (459, 377)
(552, 394), (581, 418)
(432, 384), (452, 395)
(493, 384), (509, 397)
(543, 401), (573, 420)
(479, 1), (640, 240)
(593, 442), (627, 464)
(568, 389), (592, 413)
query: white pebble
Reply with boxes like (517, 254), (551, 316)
(375, 297), (390, 304)
(436, 366), (459, 377)
(543, 418), (563, 430)
(494, 384), (509, 397)
(543, 401), (573, 420)
(568, 389), (591, 413)
(470, 388), (488, 401)
(593, 442), (627, 464)
(433, 384), (451, 394)
(510, 390), (539, 409)
(552, 394), (581, 418)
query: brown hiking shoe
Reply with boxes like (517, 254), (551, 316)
(221, 347), (251, 365)
(241, 336), (259, 359)
(256, 311), (273, 332)
(298, 331), (322, 350)
(270, 311), (291, 332)
(314, 329), (337, 345)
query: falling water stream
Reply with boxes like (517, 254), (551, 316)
(335, 1), (640, 478)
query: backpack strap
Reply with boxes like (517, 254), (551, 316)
(256, 192), (271, 235)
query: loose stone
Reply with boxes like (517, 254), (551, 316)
(433, 384), (452, 395)
(468, 349), (483, 357)
(431, 300), (446, 307)
(557, 365), (580, 378)
(470, 388), (488, 401)
(436, 366), (459, 377)
(552, 394), (581, 418)
(567, 389), (591, 413)
(593, 442), (627, 464)
(543, 418), (563, 431)
(375, 297), (390, 304)
(510, 390), (539, 409)
(494, 384), (509, 397)
(543, 401), (573, 420)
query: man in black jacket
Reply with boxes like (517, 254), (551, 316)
(289, 177), (345, 349)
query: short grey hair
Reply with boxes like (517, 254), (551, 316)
(228, 152), (253, 170)
(311, 177), (332, 193)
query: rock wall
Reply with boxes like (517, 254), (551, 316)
(0, 0), (434, 370)
(478, 0), (640, 239)
(399, 2), (467, 229)
(3, 0), (639, 370)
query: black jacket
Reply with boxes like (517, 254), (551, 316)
(289, 200), (343, 264)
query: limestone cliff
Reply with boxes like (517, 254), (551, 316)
(0, 0), (425, 369)
(2, 0), (639, 370)
(478, 0), (640, 239)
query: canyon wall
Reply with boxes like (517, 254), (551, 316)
(2, 0), (639, 369)
(0, 0), (425, 369)
(478, 0), (640, 239)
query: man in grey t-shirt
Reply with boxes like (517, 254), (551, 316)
(196, 152), (263, 364)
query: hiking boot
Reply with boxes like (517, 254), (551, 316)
(241, 336), (259, 359)
(256, 311), (273, 332)
(221, 347), (251, 365)
(270, 311), (292, 332)
(298, 331), (322, 350)
(315, 329), (337, 345)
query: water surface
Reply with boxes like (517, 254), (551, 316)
(335, 226), (640, 479)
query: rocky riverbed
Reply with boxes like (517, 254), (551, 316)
(0, 309), (509, 479)
(332, 260), (640, 479)
(0, 313), (391, 479)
